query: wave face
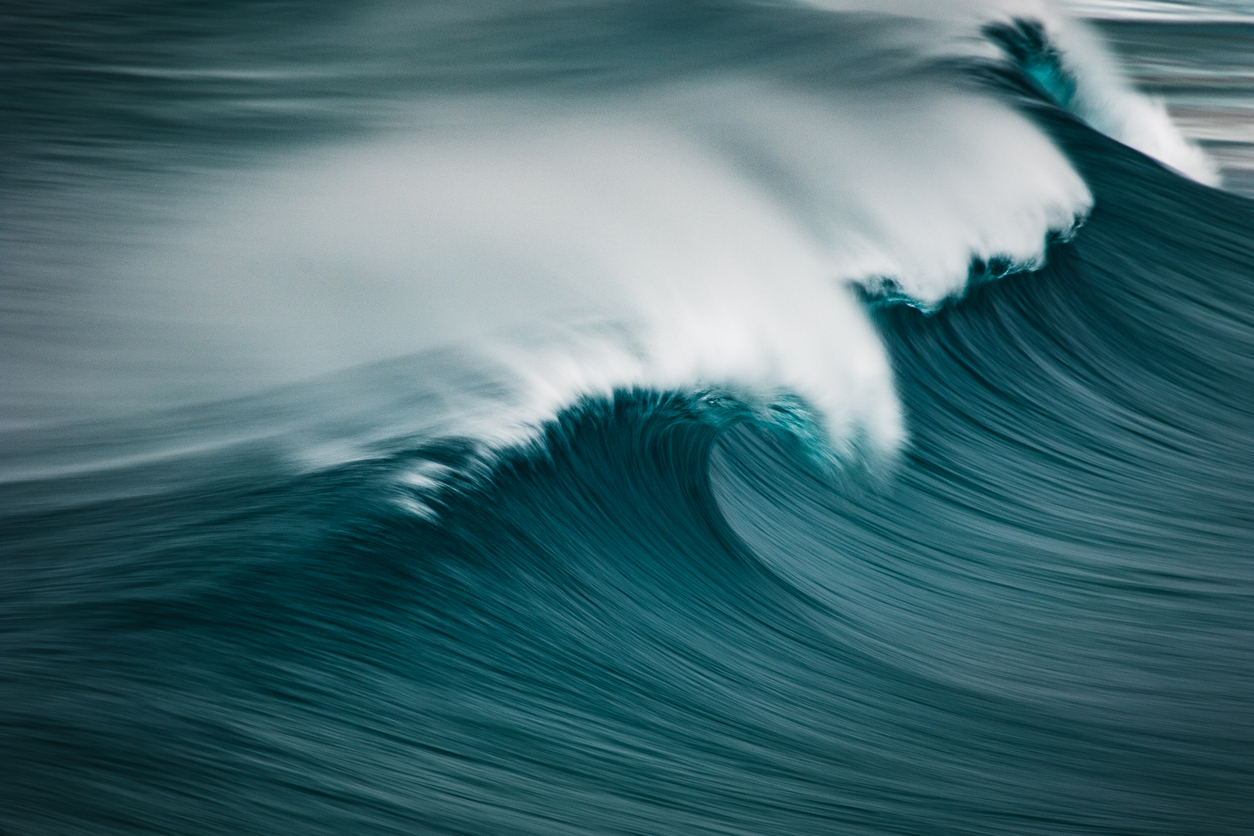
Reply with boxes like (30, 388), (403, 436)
(3, 2), (1254, 835)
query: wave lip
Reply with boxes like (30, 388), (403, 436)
(985, 14), (1220, 185)
(90, 80), (1094, 471)
(20, 0), (1227, 479)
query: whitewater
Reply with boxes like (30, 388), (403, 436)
(3, 1), (1253, 834)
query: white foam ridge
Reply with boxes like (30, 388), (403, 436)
(802, 0), (1220, 184)
(115, 77), (1093, 476)
(1043, 16), (1220, 185)
(34, 3), (1211, 486)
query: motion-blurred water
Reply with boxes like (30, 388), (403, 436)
(3, 2), (1253, 834)
(1076, 0), (1254, 193)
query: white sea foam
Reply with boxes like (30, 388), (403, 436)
(21, 3), (1184, 483)
(802, 0), (1219, 184)
(117, 74), (1095, 473)
(1046, 18), (1222, 185)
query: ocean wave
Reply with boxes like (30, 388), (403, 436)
(5, 9), (1139, 478)
(5, 6), (1253, 833)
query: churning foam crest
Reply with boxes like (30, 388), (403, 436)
(103, 0), (1230, 476)
(1046, 18), (1220, 185)
(131, 75), (1095, 468)
(801, 0), (1219, 184)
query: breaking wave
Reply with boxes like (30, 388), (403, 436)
(3, 3), (1252, 835)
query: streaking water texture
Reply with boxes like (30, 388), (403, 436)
(3, 2), (1253, 835)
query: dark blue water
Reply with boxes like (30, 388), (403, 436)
(4, 3), (1253, 834)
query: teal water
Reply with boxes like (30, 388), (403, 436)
(3, 3), (1253, 834)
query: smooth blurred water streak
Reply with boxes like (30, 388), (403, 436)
(3, 2), (1253, 835)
